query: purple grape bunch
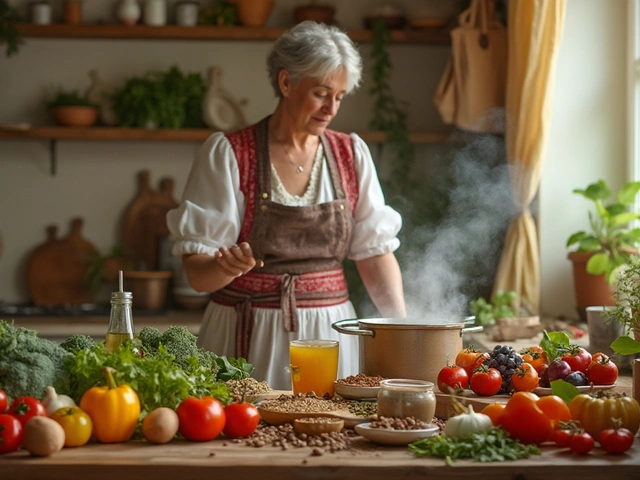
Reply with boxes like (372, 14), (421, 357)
(484, 344), (525, 394)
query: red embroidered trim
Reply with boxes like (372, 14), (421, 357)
(225, 125), (258, 244)
(325, 130), (359, 214)
(229, 268), (348, 294)
(213, 297), (348, 310)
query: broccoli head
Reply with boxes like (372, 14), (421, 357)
(0, 321), (72, 401)
(60, 334), (96, 353)
(138, 326), (162, 354)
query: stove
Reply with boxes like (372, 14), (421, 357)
(0, 302), (168, 317)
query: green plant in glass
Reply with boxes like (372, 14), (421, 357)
(0, 0), (23, 58)
(566, 179), (640, 284)
(469, 291), (518, 326)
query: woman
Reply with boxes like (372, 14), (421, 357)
(166, 21), (406, 390)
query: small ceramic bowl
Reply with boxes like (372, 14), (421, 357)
(334, 382), (380, 400)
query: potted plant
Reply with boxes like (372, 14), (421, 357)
(293, 1), (336, 25)
(604, 254), (640, 343)
(566, 179), (640, 321)
(0, 0), (23, 57)
(470, 291), (540, 341)
(45, 87), (99, 127)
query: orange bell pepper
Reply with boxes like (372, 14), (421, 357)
(79, 366), (140, 443)
(500, 392), (555, 445)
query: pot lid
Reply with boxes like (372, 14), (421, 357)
(356, 316), (475, 329)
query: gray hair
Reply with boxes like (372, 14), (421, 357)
(267, 21), (363, 98)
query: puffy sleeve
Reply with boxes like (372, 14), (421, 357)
(166, 133), (244, 258)
(347, 133), (402, 261)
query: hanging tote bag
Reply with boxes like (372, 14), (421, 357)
(433, 0), (507, 134)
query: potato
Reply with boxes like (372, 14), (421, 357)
(23, 416), (66, 456)
(142, 407), (179, 444)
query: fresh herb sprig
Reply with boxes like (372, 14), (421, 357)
(409, 427), (540, 466)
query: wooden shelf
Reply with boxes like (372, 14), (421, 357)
(0, 126), (456, 144)
(17, 23), (451, 45)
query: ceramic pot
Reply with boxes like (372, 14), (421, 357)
(31, 1), (52, 25)
(175, 0), (199, 26)
(144, 0), (167, 26)
(567, 251), (616, 322)
(118, 0), (141, 25)
(123, 271), (172, 310)
(52, 106), (99, 127)
(63, 0), (82, 25)
(236, 0), (274, 27)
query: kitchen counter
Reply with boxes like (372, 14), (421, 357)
(6, 310), (202, 341)
(1, 434), (638, 480)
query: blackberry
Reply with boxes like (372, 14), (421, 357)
(483, 345), (523, 394)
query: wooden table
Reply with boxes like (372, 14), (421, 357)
(1, 435), (639, 480)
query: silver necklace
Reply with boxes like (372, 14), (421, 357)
(279, 139), (312, 174)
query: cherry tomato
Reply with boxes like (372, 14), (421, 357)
(223, 402), (260, 439)
(455, 346), (483, 377)
(520, 346), (547, 371)
(50, 406), (93, 447)
(176, 396), (226, 442)
(0, 389), (7, 413)
(8, 396), (47, 426)
(586, 354), (618, 385)
(480, 403), (505, 426)
(470, 366), (502, 396)
(472, 352), (491, 371)
(0, 413), (23, 454)
(511, 363), (539, 392)
(599, 425), (635, 454)
(437, 365), (469, 393)
(561, 346), (592, 373)
(569, 432), (594, 454)
(550, 429), (573, 448)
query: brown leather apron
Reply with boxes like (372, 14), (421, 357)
(211, 117), (355, 358)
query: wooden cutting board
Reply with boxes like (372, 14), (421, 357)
(122, 170), (178, 271)
(27, 218), (98, 306)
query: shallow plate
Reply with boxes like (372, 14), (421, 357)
(355, 423), (440, 446)
(334, 382), (380, 400)
(534, 383), (616, 396)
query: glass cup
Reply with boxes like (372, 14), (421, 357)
(289, 339), (339, 397)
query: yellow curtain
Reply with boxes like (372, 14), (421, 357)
(491, 0), (567, 314)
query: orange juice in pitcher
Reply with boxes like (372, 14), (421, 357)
(289, 339), (339, 396)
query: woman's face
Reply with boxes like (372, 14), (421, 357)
(281, 68), (348, 136)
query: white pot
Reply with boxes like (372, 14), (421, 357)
(144, 0), (167, 26)
(118, 0), (141, 25)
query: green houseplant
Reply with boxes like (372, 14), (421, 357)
(0, 0), (23, 58)
(44, 87), (99, 127)
(604, 255), (640, 352)
(567, 179), (640, 321)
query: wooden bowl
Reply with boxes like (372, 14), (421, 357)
(293, 417), (344, 436)
(52, 106), (99, 127)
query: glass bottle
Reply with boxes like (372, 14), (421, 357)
(105, 272), (135, 352)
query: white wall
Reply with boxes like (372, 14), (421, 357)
(540, 0), (628, 320)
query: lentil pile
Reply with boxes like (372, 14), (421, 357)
(336, 373), (385, 387)
(347, 401), (378, 417)
(225, 378), (272, 401)
(239, 421), (355, 454)
(369, 416), (432, 430)
(259, 394), (350, 413)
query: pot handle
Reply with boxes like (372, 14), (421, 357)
(331, 319), (374, 337)
(461, 325), (484, 334)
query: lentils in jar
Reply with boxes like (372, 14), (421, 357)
(336, 373), (385, 387)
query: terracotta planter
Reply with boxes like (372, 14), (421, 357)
(293, 5), (336, 24)
(52, 106), (99, 127)
(567, 251), (616, 322)
(235, 0), (274, 27)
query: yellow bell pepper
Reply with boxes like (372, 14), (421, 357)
(79, 366), (141, 443)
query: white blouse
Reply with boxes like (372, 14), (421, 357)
(166, 131), (402, 390)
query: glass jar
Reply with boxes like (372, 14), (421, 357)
(376, 379), (436, 422)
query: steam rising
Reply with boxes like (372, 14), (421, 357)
(402, 134), (519, 321)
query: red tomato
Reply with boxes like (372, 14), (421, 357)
(500, 392), (553, 445)
(8, 396), (47, 426)
(223, 402), (260, 439)
(569, 432), (594, 454)
(455, 347), (483, 377)
(511, 363), (539, 392)
(561, 346), (592, 373)
(599, 426), (635, 454)
(586, 354), (618, 385)
(0, 413), (23, 454)
(0, 389), (7, 413)
(469, 366), (502, 396)
(436, 365), (469, 393)
(550, 429), (573, 448)
(176, 396), (226, 442)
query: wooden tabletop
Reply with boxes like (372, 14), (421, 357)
(1, 435), (638, 480)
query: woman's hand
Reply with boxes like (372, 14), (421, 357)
(213, 242), (256, 277)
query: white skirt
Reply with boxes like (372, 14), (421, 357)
(196, 300), (360, 390)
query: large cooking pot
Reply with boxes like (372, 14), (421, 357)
(332, 317), (483, 385)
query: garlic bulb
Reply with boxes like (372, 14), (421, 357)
(443, 404), (493, 438)
(42, 386), (76, 416)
